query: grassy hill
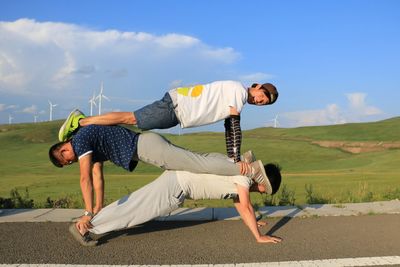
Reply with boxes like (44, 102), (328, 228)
(1, 118), (399, 208)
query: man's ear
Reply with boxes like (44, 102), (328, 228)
(60, 143), (72, 154)
(59, 144), (67, 152)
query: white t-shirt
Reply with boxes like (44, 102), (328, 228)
(176, 171), (253, 200)
(171, 80), (248, 128)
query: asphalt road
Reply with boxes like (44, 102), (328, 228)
(1, 214), (399, 265)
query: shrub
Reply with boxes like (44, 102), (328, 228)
(44, 195), (81, 208)
(357, 182), (374, 202)
(382, 188), (400, 200)
(305, 184), (330, 204)
(278, 184), (296, 206)
(0, 188), (34, 208)
(261, 194), (276, 206)
(0, 197), (14, 208)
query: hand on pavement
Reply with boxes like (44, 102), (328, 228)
(257, 220), (268, 227)
(256, 235), (282, 243)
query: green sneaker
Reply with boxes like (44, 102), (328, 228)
(58, 109), (86, 141)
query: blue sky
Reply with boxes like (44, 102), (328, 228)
(1, 0), (399, 132)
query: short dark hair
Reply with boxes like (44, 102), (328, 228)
(49, 141), (66, 168)
(264, 163), (282, 195)
(251, 83), (279, 105)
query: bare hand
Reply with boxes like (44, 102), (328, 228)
(257, 220), (268, 227)
(238, 161), (251, 175)
(256, 235), (282, 243)
(76, 215), (93, 235)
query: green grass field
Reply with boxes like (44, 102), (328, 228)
(1, 117), (399, 208)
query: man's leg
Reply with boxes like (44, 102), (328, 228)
(59, 92), (179, 141)
(133, 92), (179, 130)
(137, 132), (242, 176)
(90, 171), (184, 235)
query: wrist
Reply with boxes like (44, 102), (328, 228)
(84, 210), (94, 217)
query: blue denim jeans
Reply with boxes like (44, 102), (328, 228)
(134, 92), (179, 130)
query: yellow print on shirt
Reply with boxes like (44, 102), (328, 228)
(177, 85), (204, 97)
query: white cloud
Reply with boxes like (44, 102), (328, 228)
(21, 105), (38, 114)
(280, 93), (383, 127)
(155, 34), (199, 48)
(346, 93), (383, 116)
(201, 47), (239, 64)
(0, 18), (240, 96)
(282, 104), (347, 127)
(0, 104), (17, 112)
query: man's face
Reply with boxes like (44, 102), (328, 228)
(250, 182), (267, 193)
(248, 86), (270, 105)
(253, 89), (270, 105)
(256, 183), (267, 193)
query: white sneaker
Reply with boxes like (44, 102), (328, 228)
(242, 150), (256, 163)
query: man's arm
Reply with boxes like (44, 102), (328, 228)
(92, 161), (104, 215)
(79, 112), (136, 126)
(77, 154), (94, 232)
(234, 185), (281, 243)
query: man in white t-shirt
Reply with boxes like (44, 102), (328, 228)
(59, 81), (279, 162)
(68, 163), (282, 246)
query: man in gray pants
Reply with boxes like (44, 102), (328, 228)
(49, 125), (269, 234)
(68, 163), (282, 246)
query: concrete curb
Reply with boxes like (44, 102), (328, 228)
(0, 199), (399, 223)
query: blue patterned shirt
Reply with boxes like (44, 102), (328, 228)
(71, 125), (140, 171)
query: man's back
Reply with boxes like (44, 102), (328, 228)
(71, 125), (139, 171)
(173, 80), (248, 128)
(175, 170), (252, 200)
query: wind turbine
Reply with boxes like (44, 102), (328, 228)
(96, 82), (110, 115)
(8, 114), (14, 125)
(34, 115), (39, 123)
(89, 91), (97, 116)
(48, 100), (58, 121)
(270, 115), (280, 128)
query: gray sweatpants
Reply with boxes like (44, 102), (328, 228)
(137, 132), (241, 176)
(90, 171), (184, 234)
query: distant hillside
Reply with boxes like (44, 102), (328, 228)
(1, 117), (399, 207)
(1, 117), (399, 144)
(247, 117), (400, 142)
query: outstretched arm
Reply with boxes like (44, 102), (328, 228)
(77, 154), (95, 233)
(234, 185), (281, 243)
(79, 112), (136, 126)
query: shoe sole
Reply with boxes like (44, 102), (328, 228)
(58, 109), (81, 142)
(243, 150), (256, 163)
(255, 160), (273, 195)
(68, 223), (97, 247)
